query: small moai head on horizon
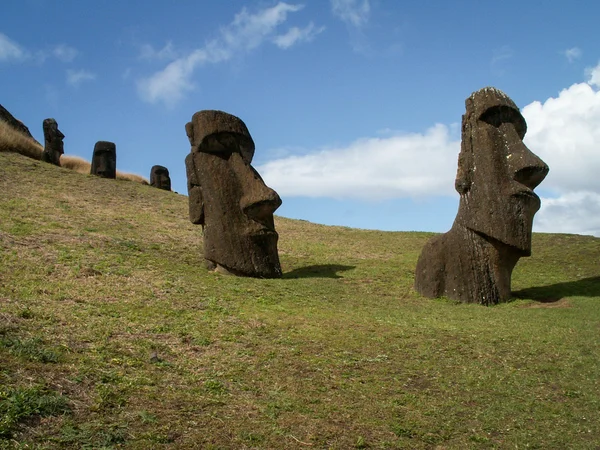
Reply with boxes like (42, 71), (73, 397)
(41, 118), (64, 166)
(150, 165), (171, 191)
(185, 110), (282, 278)
(454, 87), (549, 255)
(90, 141), (116, 179)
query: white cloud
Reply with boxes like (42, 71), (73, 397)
(53, 44), (78, 62)
(536, 192), (600, 236)
(137, 49), (221, 106)
(258, 124), (459, 200)
(523, 75), (600, 195)
(563, 47), (582, 63)
(0, 32), (28, 61)
(137, 2), (318, 107)
(223, 2), (304, 51)
(331, 0), (370, 27)
(585, 61), (600, 88)
(522, 63), (600, 235)
(66, 69), (96, 87)
(273, 22), (325, 49)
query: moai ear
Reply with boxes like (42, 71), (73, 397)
(185, 122), (195, 147)
(185, 153), (205, 225)
(454, 114), (473, 195)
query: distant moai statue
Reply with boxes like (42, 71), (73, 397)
(150, 165), (171, 191)
(184, 110), (283, 278)
(41, 118), (64, 166)
(414, 87), (549, 305)
(90, 141), (116, 179)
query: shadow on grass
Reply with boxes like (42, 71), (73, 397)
(512, 276), (600, 302)
(283, 264), (355, 279)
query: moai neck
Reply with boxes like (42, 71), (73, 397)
(449, 224), (521, 305)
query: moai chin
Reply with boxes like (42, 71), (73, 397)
(184, 110), (282, 278)
(90, 141), (116, 179)
(414, 87), (549, 305)
(41, 118), (64, 166)
(150, 165), (171, 191)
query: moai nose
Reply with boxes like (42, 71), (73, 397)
(510, 141), (549, 190)
(240, 166), (282, 229)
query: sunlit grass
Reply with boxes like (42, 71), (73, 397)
(1, 152), (599, 449)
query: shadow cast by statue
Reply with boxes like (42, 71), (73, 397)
(283, 264), (355, 279)
(512, 276), (600, 303)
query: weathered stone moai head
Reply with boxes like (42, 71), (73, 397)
(455, 87), (549, 254)
(414, 87), (549, 305)
(91, 141), (116, 179)
(185, 110), (282, 278)
(41, 118), (64, 166)
(150, 165), (171, 191)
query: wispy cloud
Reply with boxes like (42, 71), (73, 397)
(490, 45), (513, 75)
(66, 69), (96, 87)
(563, 46), (582, 63)
(273, 22), (325, 49)
(330, 0), (370, 28)
(139, 41), (178, 61)
(52, 44), (78, 62)
(222, 2), (304, 51)
(0, 33), (79, 64)
(137, 2), (320, 107)
(0, 32), (28, 62)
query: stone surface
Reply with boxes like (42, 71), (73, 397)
(415, 87), (549, 305)
(41, 118), (64, 166)
(185, 110), (282, 278)
(90, 141), (116, 179)
(150, 165), (171, 190)
(0, 104), (39, 145)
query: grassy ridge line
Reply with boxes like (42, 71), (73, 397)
(0, 119), (149, 184)
(1, 152), (599, 449)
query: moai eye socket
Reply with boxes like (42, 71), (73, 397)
(480, 105), (527, 139)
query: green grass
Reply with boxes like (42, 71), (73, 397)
(1, 152), (600, 448)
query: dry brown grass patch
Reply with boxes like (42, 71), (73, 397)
(60, 154), (149, 184)
(59, 155), (91, 173)
(0, 120), (43, 159)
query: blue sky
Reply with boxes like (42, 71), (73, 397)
(3, 1), (600, 235)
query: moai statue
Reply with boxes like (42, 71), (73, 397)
(41, 118), (64, 166)
(150, 165), (171, 190)
(414, 87), (549, 305)
(185, 110), (282, 278)
(90, 141), (116, 179)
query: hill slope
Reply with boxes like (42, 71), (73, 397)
(1, 152), (600, 449)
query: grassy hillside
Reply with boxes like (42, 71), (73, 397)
(1, 152), (599, 449)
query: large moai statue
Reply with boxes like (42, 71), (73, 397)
(90, 141), (116, 179)
(41, 118), (64, 166)
(414, 87), (549, 305)
(184, 110), (282, 278)
(150, 165), (171, 190)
